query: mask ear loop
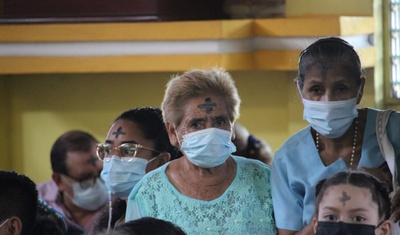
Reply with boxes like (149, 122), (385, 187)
(106, 191), (112, 234)
(174, 126), (184, 147)
(356, 80), (363, 103)
(375, 220), (386, 230)
(296, 79), (305, 101)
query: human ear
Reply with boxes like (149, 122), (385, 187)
(312, 217), (318, 234)
(146, 152), (171, 173)
(7, 217), (22, 235)
(294, 78), (303, 99)
(156, 152), (171, 167)
(231, 127), (236, 141)
(356, 76), (366, 104)
(166, 123), (179, 147)
(52, 173), (65, 191)
(377, 220), (392, 235)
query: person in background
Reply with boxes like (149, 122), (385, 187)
(0, 170), (38, 235)
(37, 130), (108, 234)
(313, 171), (392, 235)
(92, 107), (180, 233)
(271, 37), (400, 235)
(126, 67), (276, 234)
(232, 122), (273, 165)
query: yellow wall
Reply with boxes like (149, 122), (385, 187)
(0, 78), (11, 169)
(0, 68), (376, 183)
(286, 0), (373, 16)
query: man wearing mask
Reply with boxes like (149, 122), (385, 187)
(37, 130), (108, 234)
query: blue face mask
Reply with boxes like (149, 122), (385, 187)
(65, 178), (109, 211)
(302, 97), (358, 138)
(101, 156), (156, 199)
(180, 128), (236, 168)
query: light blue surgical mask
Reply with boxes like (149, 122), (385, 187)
(101, 155), (157, 199)
(65, 178), (109, 211)
(302, 97), (358, 138)
(180, 128), (236, 168)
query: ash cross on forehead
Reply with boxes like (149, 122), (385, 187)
(113, 127), (126, 138)
(197, 97), (217, 114)
(339, 191), (351, 206)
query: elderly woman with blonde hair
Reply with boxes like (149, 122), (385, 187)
(125, 67), (276, 234)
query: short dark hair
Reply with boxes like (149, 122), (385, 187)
(50, 130), (98, 175)
(297, 37), (363, 89)
(114, 107), (181, 160)
(315, 171), (391, 220)
(0, 170), (38, 235)
(115, 217), (186, 235)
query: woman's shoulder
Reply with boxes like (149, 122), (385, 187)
(279, 126), (311, 147)
(274, 127), (313, 157)
(131, 162), (171, 193)
(232, 155), (269, 169)
(365, 107), (400, 129)
(232, 156), (271, 181)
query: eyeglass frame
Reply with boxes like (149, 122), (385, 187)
(96, 143), (161, 162)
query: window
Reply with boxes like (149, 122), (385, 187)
(390, 0), (400, 98)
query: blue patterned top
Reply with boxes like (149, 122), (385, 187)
(126, 155), (276, 235)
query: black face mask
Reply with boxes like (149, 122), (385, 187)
(316, 221), (376, 235)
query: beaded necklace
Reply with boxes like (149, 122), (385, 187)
(315, 119), (358, 168)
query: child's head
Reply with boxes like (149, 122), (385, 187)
(313, 171), (392, 235)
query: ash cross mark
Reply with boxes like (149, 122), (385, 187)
(197, 97), (217, 114)
(113, 127), (126, 138)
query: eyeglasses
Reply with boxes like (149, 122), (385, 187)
(96, 143), (161, 162)
(62, 174), (97, 189)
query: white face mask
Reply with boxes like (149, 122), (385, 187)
(179, 128), (236, 168)
(301, 97), (358, 138)
(101, 156), (157, 200)
(65, 178), (109, 211)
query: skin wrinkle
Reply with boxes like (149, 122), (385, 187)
(339, 191), (351, 206)
(197, 97), (216, 114)
(113, 126), (126, 138)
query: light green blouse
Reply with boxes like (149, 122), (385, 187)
(126, 156), (276, 235)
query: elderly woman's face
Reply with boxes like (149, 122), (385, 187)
(299, 65), (362, 102)
(176, 94), (233, 136)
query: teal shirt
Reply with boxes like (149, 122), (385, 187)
(126, 156), (276, 235)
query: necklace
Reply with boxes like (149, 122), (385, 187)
(315, 118), (358, 168)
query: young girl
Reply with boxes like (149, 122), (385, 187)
(313, 171), (392, 235)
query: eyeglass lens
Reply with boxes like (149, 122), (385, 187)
(96, 143), (139, 161)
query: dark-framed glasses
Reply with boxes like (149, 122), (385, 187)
(96, 143), (161, 162)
